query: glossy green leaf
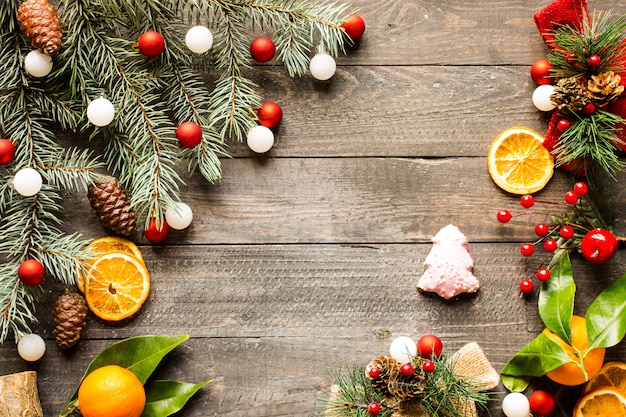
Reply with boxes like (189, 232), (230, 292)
(500, 332), (573, 392)
(586, 272), (626, 349)
(142, 380), (212, 417)
(538, 250), (575, 343)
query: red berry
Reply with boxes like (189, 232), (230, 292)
(176, 121), (203, 148)
(497, 210), (512, 223)
(18, 259), (45, 286)
(583, 103), (596, 115)
(520, 195), (535, 208)
(529, 390), (556, 416)
(574, 182), (588, 196)
(368, 367), (381, 379)
(560, 225), (574, 239)
(588, 54), (601, 70)
(417, 334), (443, 359)
(144, 218), (170, 244)
(565, 190), (579, 204)
(138, 31), (165, 57)
(520, 243), (534, 257)
(422, 360), (435, 373)
(341, 14), (366, 41)
(250, 36), (276, 62)
(400, 363), (414, 376)
(543, 239), (558, 252)
(367, 402), (381, 415)
(557, 119), (571, 132)
(536, 268), (551, 282)
(257, 101), (283, 129)
(530, 59), (553, 85)
(581, 228), (618, 264)
(0, 139), (16, 165)
(566, 52), (578, 64)
(520, 279), (534, 294)
(535, 222), (549, 237)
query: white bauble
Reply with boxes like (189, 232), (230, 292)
(165, 202), (194, 230)
(532, 84), (556, 112)
(185, 26), (214, 54)
(246, 125), (274, 153)
(309, 53), (336, 80)
(24, 50), (53, 77)
(501, 392), (530, 417)
(87, 97), (116, 127)
(17, 333), (46, 362)
(389, 336), (417, 364)
(13, 168), (43, 196)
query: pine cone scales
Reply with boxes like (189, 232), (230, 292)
(88, 176), (137, 236)
(588, 71), (624, 105)
(17, 0), (62, 56)
(54, 289), (87, 349)
(552, 76), (590, 111)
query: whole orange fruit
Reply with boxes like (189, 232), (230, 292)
(544, 315), (606, 386)
(78, 365), (146, 417)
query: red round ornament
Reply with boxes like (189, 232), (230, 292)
(341, 14), (366, 41)
(18, 259), (45, 286)
(557, 119), (570, 132)
(581, 228), (618, 264)
(0, 139), (16, 165)
(520, 279), (534, 294)
(367, 402), (381, 415)
(422, 360), (435, 373)
(144, 218), (170, 244)
(250, 37), (276, 63)
(529, 390), (555, 416)
(138, 31), (165, 58)
(588, 54), (601, 71)
(257, 101), (283, 129)
(531, 59), (553, 85)
(417, 334), (443, 359)
(176, 121), (203, 148)
(583, 103), (596, 115)
(400, 363), (414, 376)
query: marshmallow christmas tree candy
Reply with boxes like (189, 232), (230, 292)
(417, 224), (480, 299)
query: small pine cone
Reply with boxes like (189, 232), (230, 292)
(54, 289), (87, 349)
(588, 71), (624, 105)
(88, 176), (136, 236)
(387, 371), (425, 401)
(17, 0), (62, 56)
(368, 355), (400, 394)
(552, 76), (591, 111)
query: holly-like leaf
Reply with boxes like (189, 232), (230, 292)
(538, 250), (575, 343)
(500, 332), (573, 392)
(586, 272), (626, 350)
(142, 380), (212, 417)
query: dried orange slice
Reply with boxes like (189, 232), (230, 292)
(574, 386), (626, 417)
(488, 127), (554, 195)
(585, 362), (626, 394)
(84, 252), (150, 321)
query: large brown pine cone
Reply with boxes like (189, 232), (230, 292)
(17, 0), (62, 56)
(88, 176), (137, 236)
(53, 289), (87, 349)
(588, 71), (624, 106)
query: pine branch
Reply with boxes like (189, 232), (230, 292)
(0, 262), (43, 343)
(42, 148), (105, 192)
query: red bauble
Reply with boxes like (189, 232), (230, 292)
(250, 37), (276, 63)
(557, 119), (570, 132)
(581, 228), (618, 264)
(18, 259), (45, 286)
(588, 54), (601, 71)
(138, 31), (165, 58)
(400, 363), (414, 376)
(144, 218), (170, 244)
(531, 59), (553, 85)
(422, 360), (435, 373)
(176, 121), (203, 148)
(341, 14), (366, 41)
(529, 390), (556, 416)
(417, 334), (443, 359)
(0, 139), (16, 165)
(257, 102), (283, 128)
(367, 402), (381, 415)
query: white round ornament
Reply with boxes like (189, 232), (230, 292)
(309, 53), (336, 81)
(165, 202), (193, 230)
(13, 168), (43, 196)
(185, 25), (213, 54)
(247, 125), (274, 153)
(17, 333), (46, 361)
(389, 336), (417, 364)
(87, 97), (116, 127)
(24, 50), (53, 77)
(501, 392), (530, 417)
(532, 84), (556, 112)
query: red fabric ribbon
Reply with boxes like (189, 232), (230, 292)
(534, 0), (626, 169)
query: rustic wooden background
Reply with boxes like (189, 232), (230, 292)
(2, 0), (626, 416)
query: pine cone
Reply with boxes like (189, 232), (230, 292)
(53, 289), (87, 349)
(387, 371), (425, 401)
(88, 176), (136, 236)
(588, 71), (624, 106)
(17, 0), (62, 56)
(552, 76), (591, 111)
(368, 355), (400, 394)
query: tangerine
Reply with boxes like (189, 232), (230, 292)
(573, 386), (626, 417)
(584, 361), (626, 394)
(78, 365), (145, 417)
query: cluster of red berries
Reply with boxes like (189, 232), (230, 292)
(497, 182), (619, 295)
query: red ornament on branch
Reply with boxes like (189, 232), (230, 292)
(250, 37), (275, 63)
(341, 14), (366, 41)
(144, 218), (170, 244)
(176, 121), (202, 148)
(530, 59), (553, 85)
(18, 259), (45, 286)
(257, 101), (283, 129)
(138, 31), (165, 58)
(0, 138), (16, 165)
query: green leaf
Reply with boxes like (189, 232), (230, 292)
(586, 272), (626, 349)
(141, 380), (212, 417)
(500, 332), (573, 392)
(538, 250), (575, 343)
